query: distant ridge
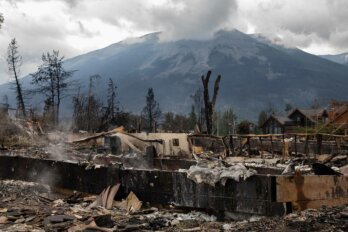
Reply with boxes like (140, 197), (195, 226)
(1, 29), (348, 120)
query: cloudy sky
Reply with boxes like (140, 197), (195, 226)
(0, 0), (348, 84)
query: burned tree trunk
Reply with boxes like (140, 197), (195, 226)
(201, 70), (221, 134)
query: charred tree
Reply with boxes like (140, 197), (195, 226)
(7, 38), (26, 118)
(99, 78), (119, 131)
(201, 70), (221, 134)
(87, 74), (101, 131)
(31, 50), (75, 126)
(142, 88), (161, 132)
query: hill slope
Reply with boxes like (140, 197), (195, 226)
(320, 53), (348, 67)
(1, 30), (348, 120)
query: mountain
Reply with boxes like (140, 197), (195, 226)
(320, 53), (348, 66)
(1, 30), (348, 120)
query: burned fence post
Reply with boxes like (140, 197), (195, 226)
(239, 135), (243, 155)
(247, 136), (251, 157)
(305, 134), (309, 157)
(259, 136), (263, 158)
(270, 135), (274, 158)
(316, 133), (323, 158)
(229, 134), (235, 156)
(294, 134), (298, 156)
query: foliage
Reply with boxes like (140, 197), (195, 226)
(213, 108), (237, 136)
(191, 88), (204, 131)
(284, 103), (293, 114)
(237, 120), (253, 134)
(161, 112), (193, 133)
(258, 110), (268, 128)
(188, 105), (197, 131)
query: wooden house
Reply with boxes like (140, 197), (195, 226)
(288, 108), (328, 127)
(326, 103), (348, 134)
(261, 115), (293, 134)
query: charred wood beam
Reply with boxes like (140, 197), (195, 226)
(0, 155), (284, 216)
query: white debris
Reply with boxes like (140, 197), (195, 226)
(187, 163), (257, 186)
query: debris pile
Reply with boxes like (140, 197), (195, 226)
(186, 160), (257, 186)
(0, 180), (221, 231)
(1, 179), (347, 231)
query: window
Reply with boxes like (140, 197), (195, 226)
(172, 138), (180, 146)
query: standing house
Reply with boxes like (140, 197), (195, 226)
(326, 104), (348, 134)
(261, 115), (293, 134)
(288, 108), (328, 128)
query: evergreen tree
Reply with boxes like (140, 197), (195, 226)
(284, 103), (293, 114)
(258, 110), (268, 128)
(142, 88), (161, 132)
(107, 78), (118, 120)
(191, 88), (204, 130)
(220, 108), (237, 136)
(188, 105), (197, 130)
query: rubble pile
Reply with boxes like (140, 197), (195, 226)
(0, 180), (220, 231)
(186, 160), (257, 186)
(0, 180), (347, 231)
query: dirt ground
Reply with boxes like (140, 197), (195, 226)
(0, 180), (347, 232)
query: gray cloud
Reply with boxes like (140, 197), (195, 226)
(1, 0), (348, 85)
(237, 0), (348, 53)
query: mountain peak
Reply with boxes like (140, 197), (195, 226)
(1, 30), (348, 120)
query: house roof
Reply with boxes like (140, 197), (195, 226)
(288, 108), (328, 122)
(274, 116), (291, 125)
(261, 115), (292, 127)
(328, 105), (348, 125)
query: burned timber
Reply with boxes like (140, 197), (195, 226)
(1, 129), (347, 218)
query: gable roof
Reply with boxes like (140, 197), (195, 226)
(328, 105), (348, 124)
(288, 108), (328, 122)
(261, 115), (292, 127)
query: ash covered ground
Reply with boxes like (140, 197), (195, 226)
(0, 180), (347, 232)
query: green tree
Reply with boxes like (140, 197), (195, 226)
(220, 108), (237, 136)
(142, 88), (161, 132)
(258, 110), (268, 128)
(284, 103), (293, 114)
(191, 88), (204, 130)
(7, 38), (26, 118)
(237, 120), (252, 134)
(188, 105), (197, 131)
(162, 112), (175, 132)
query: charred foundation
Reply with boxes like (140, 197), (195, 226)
(0, 155), (347, 217)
